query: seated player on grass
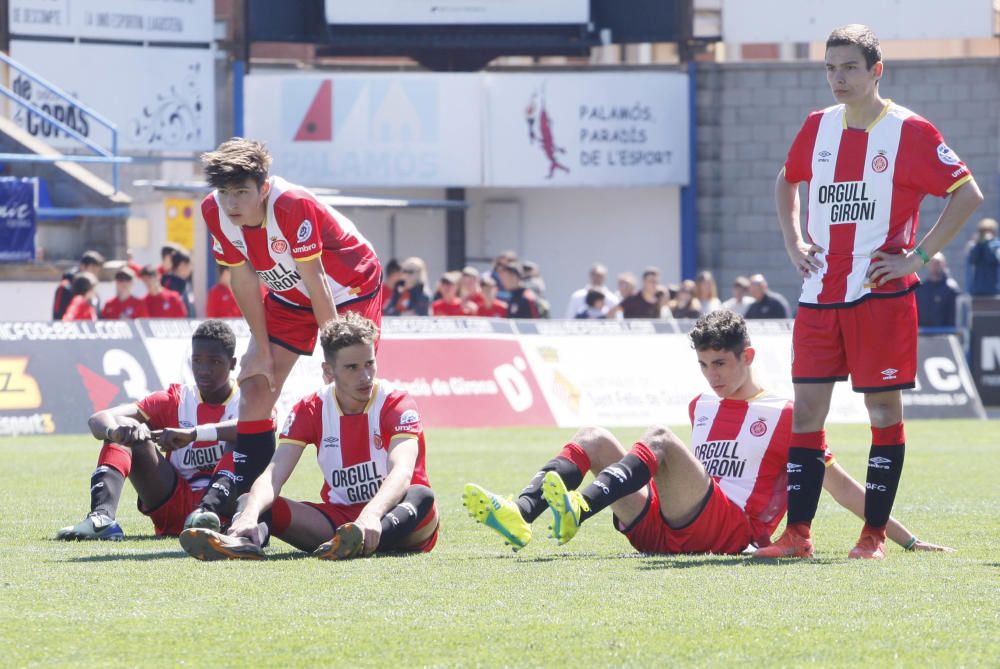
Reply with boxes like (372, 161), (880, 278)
(56, 320), (240, 540)
(179, 313), (438, 561)
(464, 310), (951, 556)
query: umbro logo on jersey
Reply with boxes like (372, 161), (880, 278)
(232, 240), (245, 249)
(817, 150), (832, 163)
(786, 463), (802, 473)
(322, 436), (340, 448)
(696, 416), (709, 425)
(232, 451), (247, 463)
(881, 368), (898, 380)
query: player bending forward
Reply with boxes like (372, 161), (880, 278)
(180, 313), (438, 561)
(56, 321), (240, 540)
(187, 138), (383, 533)
(464, 311), (950, 556)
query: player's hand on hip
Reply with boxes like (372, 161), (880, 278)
(238, 343), (276, 392)
(866, 250), (922, 287)
(912, 539), (956, 552)
(355, 513), (382, 556)
(157, 427), (195, 452)
(787, 241), (824, 277)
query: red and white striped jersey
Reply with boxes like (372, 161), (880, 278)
(279, 381), (431, 508)
(136, 383), (240, 490)
(784, 101), (972, 306)
(688, 391), (794, 543)
(203, 176), (381, 309)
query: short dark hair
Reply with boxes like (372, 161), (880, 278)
(140, 264), (158, 278)
(827, 24), (882, 70)
(193, 319), (237, 358)
(642, 267), (660, 280)
(170, 249), (191, 266)
(70, 271), (97, 296)
(161, 242), (184, 258)
(384, 258), (401, 276)
(320, 312), (379, 363)
(585, 289), (605, 307)
(689, 310), (750, 356)
(201, 137), (272, 190)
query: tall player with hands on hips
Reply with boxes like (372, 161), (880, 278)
(758, 25), (982, 559)
(187, 138), (383, 533)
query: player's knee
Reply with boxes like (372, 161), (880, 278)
(641, 425), (684, 459)
(572, 425), (617, 453)
(404, 484), (435, 517)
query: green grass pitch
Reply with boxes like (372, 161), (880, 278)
(1, 422), (997, 667)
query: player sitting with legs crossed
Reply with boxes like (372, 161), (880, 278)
(180, 313), (439, 561)
(56, 320), (240, 540)
(464, 311), (951, 556)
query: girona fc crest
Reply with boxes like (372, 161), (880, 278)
(871, 153), (888, 173)
(373, 432), (384, 450)
(749, 418), (768, 437)
(270, 237), (288, 254)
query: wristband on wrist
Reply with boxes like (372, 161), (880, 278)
(195, 425), (218, 442)
(904, 536), (918, 551)
(913, 246), (930, 265)
(104, 426), (114, 441)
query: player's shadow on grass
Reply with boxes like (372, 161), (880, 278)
(64, 549), (315, 563)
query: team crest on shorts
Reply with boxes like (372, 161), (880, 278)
(871, 152), (888, 173)
(749, 418), (768, 437)
(270, 236), (288, 254)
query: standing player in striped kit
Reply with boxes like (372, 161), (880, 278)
(757, 25), (982, 559)
(187, 138), (383, 531)
(179, 313), (438, 561)
(463, 311), (949, 555)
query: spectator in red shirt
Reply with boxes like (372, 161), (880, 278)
(432, 272), (477, 316)
(124, 249), (144, 278)
(140, 265), (187, 318)
(53, 250), (104, 320)
(62, 272), (99, 321)
(477, 275), (508, 318)
(459, 266), (486, 311)
(101, 267), (149, 320)
(205, 265), (243, 318)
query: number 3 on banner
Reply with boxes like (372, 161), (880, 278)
(103, 349), (150, 400)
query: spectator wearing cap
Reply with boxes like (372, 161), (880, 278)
(162, 248), (195, 317)
(565, 262), (620, 319)
(53, 250), (104, 320)
(498, 261), (540, 319)
(476, 275), (508, 318)
(140, 265), (187, 318)
(916, 253), (961, 327)
(721, 275), (755, 316)
(385, 256), (431, 316)
(745, 273), (790, 319)
(101, 267), (149, 319)
(432, 271), (477, 316)
(610, 267), (662, 319)
(61, 272), (100, 321)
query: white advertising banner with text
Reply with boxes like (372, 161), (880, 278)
(484, 72), (690, 187)
(245, 73), (482, 188)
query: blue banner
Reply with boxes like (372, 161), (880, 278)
(0, 177), (36, 262)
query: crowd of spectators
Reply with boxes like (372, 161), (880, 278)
(61, 216), (1000, 325)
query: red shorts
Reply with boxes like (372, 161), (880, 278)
(792, 292), (917, 392)
(265, 287), (383, 356)
(138, 478), (204, 537)
(616, 480), (753, 555)
(298, 498), (439, 554)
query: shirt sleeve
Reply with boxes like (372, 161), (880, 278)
(279, 197), (324, 262)
(168, 293), (187, 318)
(136, 384), (181, 429)
(202, 196), (246, 266)
(381, 391), (423, 442)
(783, 113), (821, 184)
(899, 116), (972, 197)
(279, 394), (321, 446)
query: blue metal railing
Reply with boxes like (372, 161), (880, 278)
(0, 51), (130, 190)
